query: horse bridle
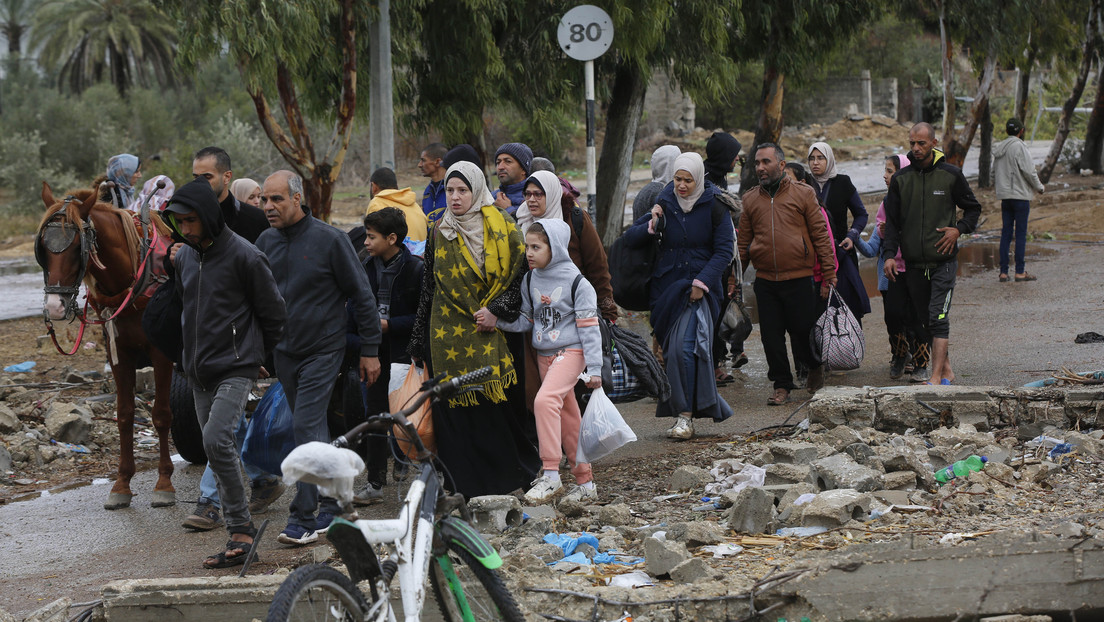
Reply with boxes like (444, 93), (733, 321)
(35, 196), (97, 323)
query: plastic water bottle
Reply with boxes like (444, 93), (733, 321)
(934, 455), (987, 485)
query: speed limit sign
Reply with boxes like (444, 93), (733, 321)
(557, 5), (613, 61)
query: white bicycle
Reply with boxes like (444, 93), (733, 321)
(265, 366), (524, 622)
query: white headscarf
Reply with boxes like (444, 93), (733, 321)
(807, 142), (838, 186)
(438, 161), (494, 269)
(670, 152), (706, 213)
(514, 170), (564, 234)
(651, 145), (681, 184)
(230, 178), (261, 206)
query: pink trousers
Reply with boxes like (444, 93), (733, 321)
(535, 349), (592, 484)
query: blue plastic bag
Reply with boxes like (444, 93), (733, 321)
(241, 382), (296, 476)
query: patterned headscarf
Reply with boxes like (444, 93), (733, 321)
(439, 161), (495, 271)
(128, 174), (174, 213)
(106, 154), (140, 204)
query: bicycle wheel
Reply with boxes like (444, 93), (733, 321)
(267, 564), (371, 622)
(429, 542), (525, 622)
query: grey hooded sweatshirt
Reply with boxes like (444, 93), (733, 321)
(993, 136), (1044, 201)
(499, 219), (604, 378)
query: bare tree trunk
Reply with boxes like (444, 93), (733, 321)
(1014, 54), (1035, 122)
(1040, 0), (1099, 183)
(978, 101), (993, 188)
(938, 0), (957, 148)
(1081, 45), (1104, 173)
(740, 62), (786, 192)
(943, 52), (998, 168)
(597, 60), (648, 247)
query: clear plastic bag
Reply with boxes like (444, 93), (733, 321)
(576, 387), (637, 463)
(280, 441), (365, 506)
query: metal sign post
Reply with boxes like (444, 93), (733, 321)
(558, 5), (613, 223)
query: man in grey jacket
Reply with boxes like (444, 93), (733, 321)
(993, 118), (1045, 282)
(256, 170), (382, 546)
(168, 179), (287, 568)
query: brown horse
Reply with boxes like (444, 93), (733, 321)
(36, 182), (176, 510)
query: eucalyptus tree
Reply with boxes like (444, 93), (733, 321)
(164, 0), (372, 221)
(32, 0), (177, 98)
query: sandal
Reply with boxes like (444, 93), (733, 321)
(1014, 273), (1037, 282)
(715, 368), (735, 385)
(998, 274), (1009, 282)
(767, 387), (789, 406)
(204, 522), (258, 569)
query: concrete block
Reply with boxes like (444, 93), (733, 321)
(825, 425), (864, 448)
(1063, 430), (1104, 457)
(44, 402), (92, 444)
(23, 598), (70, 622)
(808, 386), (876, 428)
(809, 454), (884, 492)
(666, 521), (725, 546)
(874, 392), (943, 433)
(670, 557), (711, 583)
(882, 470), (916, 490)
(755, 484), (800, 503)
(134, 367), (155, 394)
(800, 489), (872, 527)
(523, 504), (558, 521)
(929, 423), (994, 447)
(872, 490), (912, 507)
(879, 448), (936, 489)
(1050, 521), (1085, 538)
(598, 503), (633, 527)
(0, 404), (19, 434)
(724, 486), (776, 534)
(764, 462), (811, 486)
(667, 465), (710, 492)
(644, 537), (689, 577)
(468, 495), (523, 533)
(843, 442), (877, 465)
(766, 441), (821, 465)
(101, 576), (284, 622)
(1023, 462), (1061, 484)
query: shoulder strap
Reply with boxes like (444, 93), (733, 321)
(570, 206), (584, 239)
(570, 273), (584, 305)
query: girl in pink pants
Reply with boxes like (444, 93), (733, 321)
(498, 208), (606, 506)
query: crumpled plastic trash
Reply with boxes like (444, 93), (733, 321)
(1026, 435), (1065, 449)
(280, 441), (365, 506)
(701, 543), (744, 558)
(1048, 442), (1074, 461)
(607, 570), (654, 588)
(544, 532), (644, 566)
(792, 493), (816, 506)
(4, 361), (35, 373)
(51, 440), (90, 454)
(544, 532), (599, 557)
(776, 526), (828, 537)
(704, 459), (766, 496)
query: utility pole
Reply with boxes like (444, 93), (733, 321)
(369, 0), (394, 171)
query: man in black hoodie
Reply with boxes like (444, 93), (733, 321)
(166, 179), (287, 568)
(256, 170), (382, 546)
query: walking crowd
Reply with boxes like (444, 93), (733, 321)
(110, 116), (1036, 569)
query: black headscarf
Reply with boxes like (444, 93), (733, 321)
(704, 132), (742, 187)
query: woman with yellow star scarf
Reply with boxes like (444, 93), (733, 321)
(408, 161), (539, 498)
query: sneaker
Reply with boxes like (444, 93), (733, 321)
(889, 356), (907, 379)
(182, 501), (223, 531)
(910, 366), (932, 383)
(731, 352), (749, 369)
(561, 483), (597, 504)
(806, 365), (825, 393)
(353, 483), (384, 506)
(315, 512), (336, 534)
(523, 475), (563, 505)
(249, 479), (287, 514)
(276, 523), (319, 546)
(665, 415), (694, 440)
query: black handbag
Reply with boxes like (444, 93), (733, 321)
(718, 250), (752, 343)
(609, 215), (664, 312)
(142, 277), (183, 364)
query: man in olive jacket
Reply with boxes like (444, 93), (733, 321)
(881, 122), (981, 386)
(739, 143), (837, 406)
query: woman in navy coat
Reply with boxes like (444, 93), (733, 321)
(623, 152), (734, 439)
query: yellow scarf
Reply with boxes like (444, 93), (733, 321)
(429, 204), (524, 406)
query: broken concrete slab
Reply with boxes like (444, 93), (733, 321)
(44, 402), (92, 444)
(468, 495), (523, 533)
(765, 440), (822, 464)
(800, 489), (872, 527)
(763, 462), (811, 486)
(808, 454), (884, 492)
(598, 503), (633, 527)
(669, 557), (711, 583)
(22, 598), (70, 622)
(806, 386), (876, 429)
(666, 521), (725, 546)
(723, 486), (776, 534)
(667, 465), (710, 492)
(881, 470), (916, 490)
(764, 539), (1104, 622)
(643, 537), (689, 577)
(0, 404), (19, 434)
(101, 577), (284, 621)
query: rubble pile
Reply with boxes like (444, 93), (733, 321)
(477, 420), (1104, 621)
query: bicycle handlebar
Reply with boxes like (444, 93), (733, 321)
(333, 366), (492, 455)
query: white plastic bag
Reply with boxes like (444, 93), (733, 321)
(576, 387), (636, 463)
(280, 441), (365, 506)
(388, 362), (411, 396)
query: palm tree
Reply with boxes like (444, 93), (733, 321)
(0, 0), (34, 58)
(31, 0), (177, 98)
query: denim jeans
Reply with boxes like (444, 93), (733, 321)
(999, 199), (1030, 275)
(197, 413), (278, 508)
(193, 376), (255, 531)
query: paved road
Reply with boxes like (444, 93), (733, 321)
(3, 232), (1102, 617)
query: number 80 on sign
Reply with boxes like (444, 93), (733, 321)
(557, 5), (614, 62)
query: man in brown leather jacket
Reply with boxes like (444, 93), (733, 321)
(739, 143), (837, 406)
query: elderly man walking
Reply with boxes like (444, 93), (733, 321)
(255, 170), (382, 546)
(738, 143), (836, 406)
(882, 123), (981, 386)
(993, 118), (1045, 283)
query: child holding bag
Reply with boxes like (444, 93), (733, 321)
(499, 219), (604, 505)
